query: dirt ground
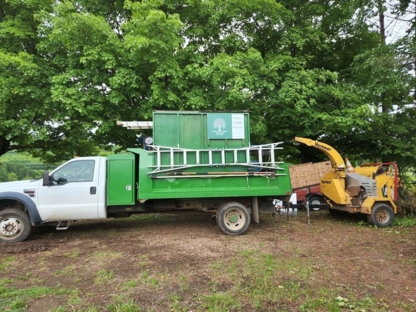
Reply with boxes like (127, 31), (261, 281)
(1, 210), (415, 311)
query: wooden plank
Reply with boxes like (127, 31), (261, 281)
(315, 161), (332, 179)
(289, 161), (332, 189)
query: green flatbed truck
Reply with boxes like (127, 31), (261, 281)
(0, 111), (292, 243)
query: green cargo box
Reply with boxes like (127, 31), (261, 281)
(153, 111), (250, 149)
(107, 111), (292, 204)
(153, 111), (252, 174)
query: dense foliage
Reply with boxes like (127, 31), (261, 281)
(0, 152), (46, 181)
(1, 0), (415, 171)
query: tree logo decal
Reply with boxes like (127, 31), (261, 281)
(213, 118), (227, 136)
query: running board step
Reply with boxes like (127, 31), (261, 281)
(56, 221), (72, 230)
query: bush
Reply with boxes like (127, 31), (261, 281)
(397, 187), (416, 216)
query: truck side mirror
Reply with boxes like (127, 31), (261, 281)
(42, 171), (51, 186)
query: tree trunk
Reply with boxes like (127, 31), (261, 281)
(0, 136), (11, 157)
(377, 0), (386, 46)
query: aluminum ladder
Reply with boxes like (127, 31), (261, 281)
(147, 142), (286, 177)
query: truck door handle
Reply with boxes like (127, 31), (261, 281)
(90, 187), (96, 195)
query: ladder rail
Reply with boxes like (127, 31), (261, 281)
(148, 143), (285, 175)
(148, 162), (286, 175)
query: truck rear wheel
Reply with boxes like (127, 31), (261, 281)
(0, 209), (31, 243)
(216, 202), (250, 236)
(369, 204), (394, 227)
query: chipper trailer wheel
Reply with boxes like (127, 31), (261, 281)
(307, 195), (324, 211)
(368, 203), (394, 227)
(216, 202), (251, 236)
(0, 209), (31, 243)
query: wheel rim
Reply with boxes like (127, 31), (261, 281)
(223, 208), (246, 231)
(0, 217), (24, 239)
(375, 208), (390, 224)
(310, 199), (321, 211)
(310, 199), (321, 205)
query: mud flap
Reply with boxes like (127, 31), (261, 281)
(252, 196), (259, 224)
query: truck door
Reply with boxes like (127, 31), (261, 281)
(37, 159), (100, 220)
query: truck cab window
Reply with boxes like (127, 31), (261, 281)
(52, 160), (95, 184)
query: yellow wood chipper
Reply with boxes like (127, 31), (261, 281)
(294, 137), (399, 227)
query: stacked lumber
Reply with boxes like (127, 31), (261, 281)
(289, 161), (332, 189)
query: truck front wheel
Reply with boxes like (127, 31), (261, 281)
(369, 204), (394, 227)
(0, 209), (31, 243)
(216, 202), (250, 236)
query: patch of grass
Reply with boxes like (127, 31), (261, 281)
(0, 256), (16, 272)
(203, 292), (242, 311)
(140, 269), (149, 280)
(299, 292), (382, 311)
(94, 270), (114, 285)
(394, 215), (416, 227)
(0, 285), (73, 311)
(299, 297), (339, 311)
(395, 300), (416, 311)
(124, 280), (139, 288)
(90, 251), (122, 261)
(52, 305), (69, 312)
(106, 295), (141, 312)
(404, 258), (416, 265)
(68, 295), (82, 305)
(179, 274), (188, 284)
(18, 272), (32, 281)
(55, 265), (75, 276)
(206, 249), (312, 309)
(148, 277), (159, 288)
(0, 278), (15, 286)
(63, 250), (79, 258)
(205, 249), (390, 311)
(138, 255), (148, 268)
(169, 294), (187, 311)
(357, 220), (367, 226)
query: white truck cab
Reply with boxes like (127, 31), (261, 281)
(0, 157), (107, 243)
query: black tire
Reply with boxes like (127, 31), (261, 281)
(0, 209), (32, 243)
(367, 214), (375, 225)
(308, 196), (323, 211)
(216, 202), (251, 236)
(369, 203), (394, 227)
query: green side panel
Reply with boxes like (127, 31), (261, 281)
(127, 149), (292, 201)
(107, 154), (135, 205)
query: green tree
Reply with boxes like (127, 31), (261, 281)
(0, 0), (98, 162)
(1, 0), (416, 172)
(0, 0), (55, 156)
(0, 164), (7, 182)
(36, 0), (184, 159)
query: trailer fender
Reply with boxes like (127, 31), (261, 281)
(0, 192), (42, 225)
(361, 197), (376, 214)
